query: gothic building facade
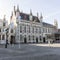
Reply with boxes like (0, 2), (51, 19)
(0, 6), (58, 44)
(10, 6), (57, 43)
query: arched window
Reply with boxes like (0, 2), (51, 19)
(24, 26), (26, 33)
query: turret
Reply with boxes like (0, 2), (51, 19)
(3, 15), (7, 27)
(40, 13), (43, 22)
(16, 5), (21, 23)
(37, 12), (39, 19)
(29, 9), (33, 21)
(54, 19), (58, 29)
(13, 6), (16, 16)
(16, 5), (20, 12)
(16, 5), (20, 19)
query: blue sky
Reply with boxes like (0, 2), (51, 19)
(0, 0), (60, 28)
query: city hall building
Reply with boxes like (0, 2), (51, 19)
(0, 6), (58, 44)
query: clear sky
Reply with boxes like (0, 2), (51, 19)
(0, 0), (60, 28)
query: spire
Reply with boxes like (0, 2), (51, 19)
(40, 13), (43, 19)
(14, 6), (16, 12)
(37, 12), (39, 18)
(30, 9), (32, 15)
(40, 13), (43, 22)
(17, 5), (20, 12)
(29, 9), (33, 21)
(54, 19), (58, 28)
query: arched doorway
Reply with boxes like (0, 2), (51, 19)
(36, 37), (38, 43)
(10, 36), (15, 44)
(43, 37), (45, 43)
(24, 35), (27, 43)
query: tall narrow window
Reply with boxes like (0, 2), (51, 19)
(40, 36), (41, 41)
(20, 26), (22, 33)
(29, 26), (30, 33)
(24, 26), (26, 33)
(2, 35), (5, 40)
(32, 27), (34, 33)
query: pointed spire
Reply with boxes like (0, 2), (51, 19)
(40, 13), (43, 19)
(17, 5), (20, 12)
(14, 6), (16, 12)
(37, 12), (39, 18)
(30, 9), (32, 15)
(54, 19), (58, 28)
(29, 9), (33, 21)
(39, 13), (43, 22)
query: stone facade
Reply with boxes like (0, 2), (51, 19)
(0, 6), (58, 44)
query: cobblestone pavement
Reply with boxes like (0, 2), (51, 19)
(0, 44), (60, 60)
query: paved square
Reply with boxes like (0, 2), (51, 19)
(0, 44), (60, 60)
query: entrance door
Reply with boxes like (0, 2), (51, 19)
(24, 37), (27, 43)
(10, 36), (15, 44)
(36, 37), (38, 43)
(43, 37), (45, 43)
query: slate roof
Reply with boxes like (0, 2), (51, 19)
(18, 12), (40, 22)
(43, 22), (56, 28)
(12, 11), (55, 28)
(20, 13), (55, 28)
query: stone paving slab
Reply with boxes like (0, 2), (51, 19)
(0, 44), (60, 60)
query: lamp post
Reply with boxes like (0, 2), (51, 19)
(19, 25), (20, 48)
(40, 13), (43, 43)
(5, 28), (9, 48)
(16, 16), (21, 48)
